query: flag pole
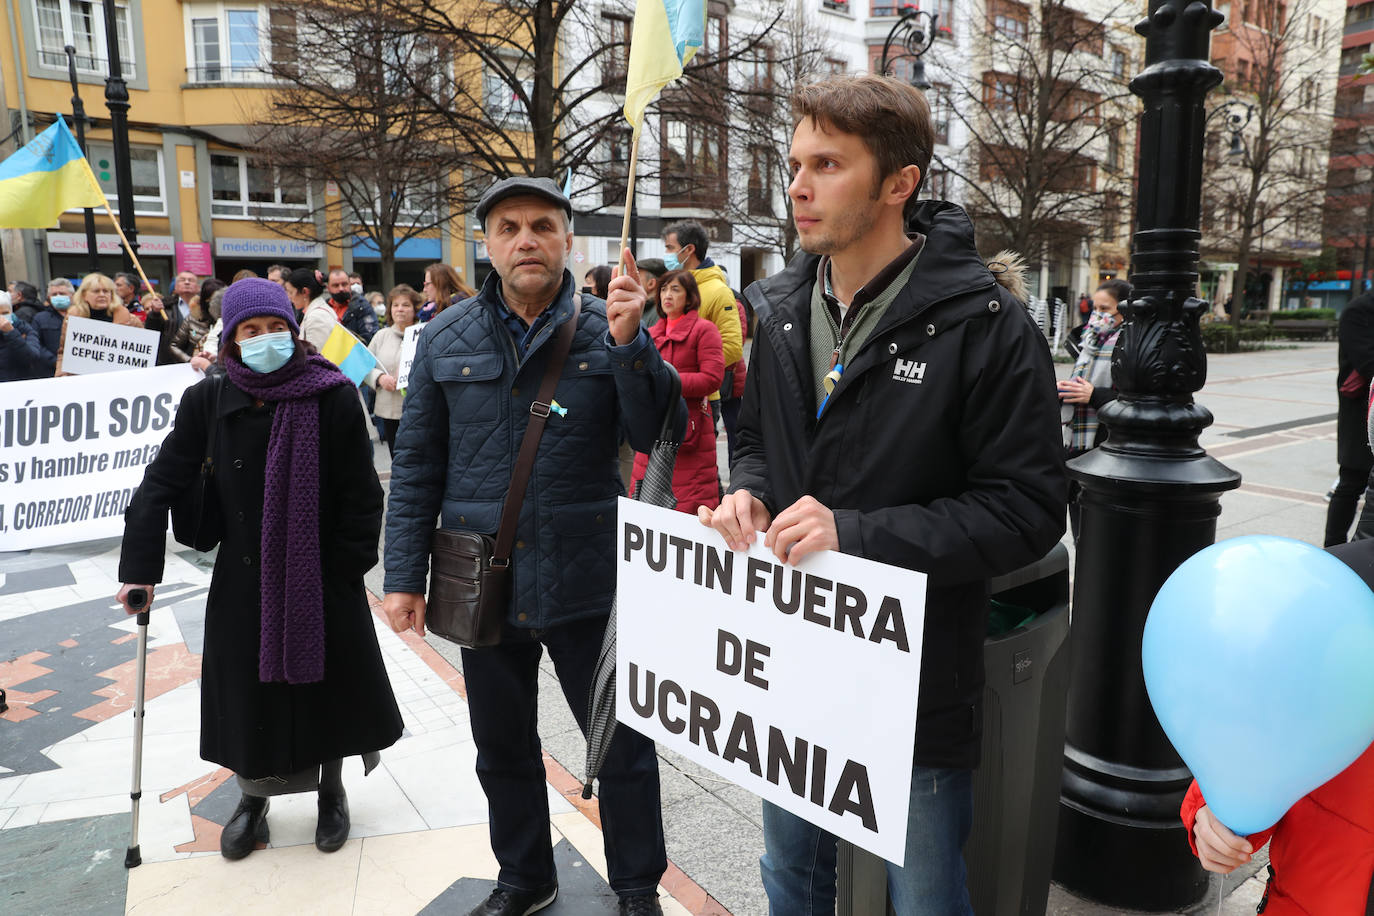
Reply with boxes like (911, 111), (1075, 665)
(617, 126), (641, 274)
(82, 165), (155, 297)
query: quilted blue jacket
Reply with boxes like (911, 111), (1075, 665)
(383, 270), (682, 629)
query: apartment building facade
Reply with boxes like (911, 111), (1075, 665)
(0, 0), (465, 292)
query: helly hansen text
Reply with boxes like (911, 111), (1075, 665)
(892, 359), (926, 384)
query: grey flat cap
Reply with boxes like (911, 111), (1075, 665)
(475, 176), (573, 226)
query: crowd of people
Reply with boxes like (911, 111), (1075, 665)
(36, 70), (1361, 916)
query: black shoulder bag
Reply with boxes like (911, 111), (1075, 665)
(170, 375), (225, 552)
(427, 296), (581, 647)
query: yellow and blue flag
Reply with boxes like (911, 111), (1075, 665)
(319, 323), (378, 387)
(623, 0), (707, 132)
(0, 118), (107, 229)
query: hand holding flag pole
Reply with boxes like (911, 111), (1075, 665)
(617, 0), (707, 272)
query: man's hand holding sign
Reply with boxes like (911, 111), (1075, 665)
(619, 498), (925, 863)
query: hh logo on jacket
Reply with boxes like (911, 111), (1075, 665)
(892, 358), (927, 385)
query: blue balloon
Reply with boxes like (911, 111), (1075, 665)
(1143, 535), (1374, 836)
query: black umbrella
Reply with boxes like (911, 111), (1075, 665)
(583, 364), (683, 797)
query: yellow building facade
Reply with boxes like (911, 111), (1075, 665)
(0, 0), (468, 293)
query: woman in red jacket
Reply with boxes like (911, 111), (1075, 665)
(1184, 538), (1374, 914)
(631, 270), (724, 515)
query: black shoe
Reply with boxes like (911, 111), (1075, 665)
(220, 795), (269, 860)
(464, 884), (558, 916)
(618, 894), (663, 916)
(315, 791), (350, 852)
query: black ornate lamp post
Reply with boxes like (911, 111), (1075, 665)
(63, 45), (100, 273)
(100, 0), (138, 274)
(1052, 0), (1240, 910)
(879, 6), (938, 91)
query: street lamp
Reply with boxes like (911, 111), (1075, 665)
(100, 0), (139, 274)
(1207, 99), (1254, 157)
(1051, 0), (1241, 910)
(879, 6), (938, 91)
(63, 45), (100, 273)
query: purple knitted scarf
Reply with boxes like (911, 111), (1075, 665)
(225, 347), (350, 684)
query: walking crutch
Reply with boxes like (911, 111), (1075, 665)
(124, 588), (150, 868)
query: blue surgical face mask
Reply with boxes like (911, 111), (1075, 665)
(663, 253), (681, 272)
(50, 295), (71, 310)
(238, 331), (296, 374)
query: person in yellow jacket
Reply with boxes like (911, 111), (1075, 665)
(662, 222), (744, 445)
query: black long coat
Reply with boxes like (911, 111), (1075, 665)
(120, 374), (403, 778)
(1337, 292), (1374, 470)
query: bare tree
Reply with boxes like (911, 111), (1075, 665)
(1201, 0), (1337, 324)
(375, 0), (782, 204)
(1323, 74), (1374, 292)
(240, 0), (472, 289)
(929, 0), (1135, 267)
(697, 1), (840, 262)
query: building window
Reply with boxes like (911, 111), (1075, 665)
(602, 12), (630, 85)
(483, 51), (533, 126)
(934, 0), (955, 38)
(661, 117), (726, 207)
(925, 168), (948, 199)
(1102, 191), (1121, 242)
(1111, 48), (1126, 78)
(929, 83), (951, 145)
(81, 143), (163, 215)
(822, 0), (852, 13)
(989, 0), (1028, 41)
(986, 73), (1018, 111)
(603, 127), (631, 208)
(825, 57), (847, 75)
(187, 4), (298, 83)
(34, 0), (135, 77)
(209, 151), (309, 218)
(1107, 123), (1122, 172)
(748, 145), (774, 217)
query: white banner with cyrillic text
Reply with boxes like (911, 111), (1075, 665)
(61, 315), (161, 374)
(615, 499), (926, 864)
(0, 364), (201, 550)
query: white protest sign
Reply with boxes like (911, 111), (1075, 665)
(396, 323), (423, 390)
(0, 364), (201, 551)
(62, 316), (161, 374)
(615, 499), (926, 864)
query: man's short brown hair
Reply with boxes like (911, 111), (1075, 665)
(791, 75), (934, 221)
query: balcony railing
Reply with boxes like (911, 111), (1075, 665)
(185, 64), (278, 85)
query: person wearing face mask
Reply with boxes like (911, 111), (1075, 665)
(34, 279), (74, 371)
(1057, 278), (1129, 539)
(116, 278), (403, 861)
(0, 293), (44, 381)
(293, 268), (338, 351)
(323, 269), (379, 345)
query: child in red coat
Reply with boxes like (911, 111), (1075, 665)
(1182, 538), (1374, 915)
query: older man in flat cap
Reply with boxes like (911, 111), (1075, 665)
(383, 177), (680, 916)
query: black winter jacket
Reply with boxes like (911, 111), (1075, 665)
(736, 200), (1067, 769)
(1336, 291), (1374, 469)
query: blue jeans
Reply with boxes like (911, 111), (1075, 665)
(461, 616), (666, 897)
(760, 765), (974, 916)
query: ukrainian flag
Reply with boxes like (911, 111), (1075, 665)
(319, 323), (378, 386)
(623, 0), (707, 131)
(0, 118), (107, 228)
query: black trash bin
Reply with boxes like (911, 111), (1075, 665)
(837, 544), (1072, 916)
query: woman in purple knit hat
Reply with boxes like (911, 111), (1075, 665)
(116, 278), (403, 860)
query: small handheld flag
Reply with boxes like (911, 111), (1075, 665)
(0, 118), (107, 228)
(320, 324), (379, 386)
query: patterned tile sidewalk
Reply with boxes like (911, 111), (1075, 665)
(0, 538), (729, 915)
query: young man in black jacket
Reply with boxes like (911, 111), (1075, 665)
(699, 75), (1066, 915)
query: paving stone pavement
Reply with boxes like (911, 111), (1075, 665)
(2, 341), (1344, 915)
